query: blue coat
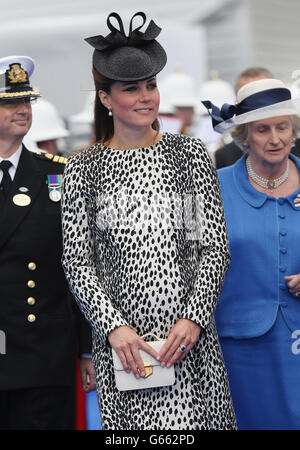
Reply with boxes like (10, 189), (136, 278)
(215, 153), (300, 339)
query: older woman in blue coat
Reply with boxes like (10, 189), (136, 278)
(203, 78), (300, 430)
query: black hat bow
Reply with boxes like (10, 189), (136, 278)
(85, 12), (162, 52)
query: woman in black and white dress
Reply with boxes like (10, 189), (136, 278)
(61, 11), (236, 430)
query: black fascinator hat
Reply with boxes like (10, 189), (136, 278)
(85, 11), (167, 82)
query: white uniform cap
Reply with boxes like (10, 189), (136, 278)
(0, 55), (35, 77)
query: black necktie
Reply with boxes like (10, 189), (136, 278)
(0, 160), (13, 205)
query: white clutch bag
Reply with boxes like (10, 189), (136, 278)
(111, 334), (176, 391)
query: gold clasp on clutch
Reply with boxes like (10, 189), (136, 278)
(142, 363), (153, 378)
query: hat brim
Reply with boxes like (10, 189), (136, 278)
(170, 96), (199, 108)
(93, 41), (167, 82)
(0, 89), (40, 101)
(215, 98), (300, 133)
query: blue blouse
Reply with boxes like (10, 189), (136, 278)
(215, 153), (300, 339)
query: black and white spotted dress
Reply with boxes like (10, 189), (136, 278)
(62, 133), (236, 430)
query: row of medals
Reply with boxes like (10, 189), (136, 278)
(13, 185), (61, 207)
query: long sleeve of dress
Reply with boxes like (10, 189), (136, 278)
(61, 153), (129, 347)
(181, 139), (231, 330)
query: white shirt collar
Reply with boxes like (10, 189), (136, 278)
(0, 145), (23, 181)
(0, 145), (23, 169)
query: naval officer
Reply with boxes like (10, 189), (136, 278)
(0, 55), (93, 429)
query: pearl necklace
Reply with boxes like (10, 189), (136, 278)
(246, 157), (290, 190)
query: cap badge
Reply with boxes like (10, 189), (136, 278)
(7, 63), (28, 84)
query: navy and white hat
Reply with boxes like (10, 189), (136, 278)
(202, 78), (300, 133)
(85, 11), (167, 82)
(0, 55), (40, 101)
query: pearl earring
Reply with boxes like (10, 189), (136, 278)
(108, 109), (112, 117)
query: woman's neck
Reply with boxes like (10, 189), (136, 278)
(248, 154), (289, 180)
(247, 154), (300, 198)
(105, 126), (161, 150)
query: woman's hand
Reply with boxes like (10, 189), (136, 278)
(157, 319), (201, 368)
(79, 356), (96, 392)
(285, 273), (300, 297)
(108, 326), (159, 378)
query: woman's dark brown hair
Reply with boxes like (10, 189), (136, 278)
(92, 65), (160, 144)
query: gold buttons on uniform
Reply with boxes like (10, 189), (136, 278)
(26, 265), (37, 321)
(27, 297), (36, 306)
(28, 262), (36, 271)
(27, 314), (36, 323)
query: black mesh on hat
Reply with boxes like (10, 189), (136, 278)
(85, 12), (167, 82)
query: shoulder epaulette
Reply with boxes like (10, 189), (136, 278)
(34, 151), (67, 164)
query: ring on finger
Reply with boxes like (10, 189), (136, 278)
(178, 345), (186, 353)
